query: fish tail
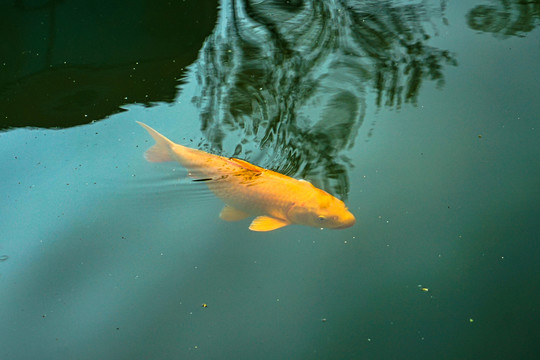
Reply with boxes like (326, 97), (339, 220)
(136, 121), (176, 162)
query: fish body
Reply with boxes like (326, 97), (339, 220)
(137, 121), (355, 231)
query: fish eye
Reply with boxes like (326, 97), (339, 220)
(317, 216), (326, 222)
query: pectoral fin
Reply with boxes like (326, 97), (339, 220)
(249, 216), (290, 232)
(220, 205), (250, 221)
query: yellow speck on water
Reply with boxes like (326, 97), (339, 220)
(469, 318), (474, 323)
(202, 303), (207, 308)
(421, 288), (429, 292)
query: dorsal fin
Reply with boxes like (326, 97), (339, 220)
(299, 179), (314, 186)
(229, 158), (265, 173)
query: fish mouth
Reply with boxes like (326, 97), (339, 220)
(334, 215), (356, 229)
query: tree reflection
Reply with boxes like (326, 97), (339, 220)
(0, 0), (217, 129)
(467, 0), (540, 38)
(192, 0), (456, 199)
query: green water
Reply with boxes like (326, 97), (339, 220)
(1, 1), (539, 359)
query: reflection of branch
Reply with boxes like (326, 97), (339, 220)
(466, 0), (540, 38)
(190, 0), (456, 199)
(347, 0), (457, 107)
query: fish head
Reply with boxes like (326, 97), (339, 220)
(288, 188), (356, 229)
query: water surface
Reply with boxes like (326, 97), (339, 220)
(1, 1), (539, 359)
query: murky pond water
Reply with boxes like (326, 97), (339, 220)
(1, 1), (538, 359)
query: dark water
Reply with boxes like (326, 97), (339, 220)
(1, 1), (539, 359)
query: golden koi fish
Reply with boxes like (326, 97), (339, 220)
(137, 121), (355, 231)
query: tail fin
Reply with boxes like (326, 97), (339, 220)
(136, 121), (176, 162)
